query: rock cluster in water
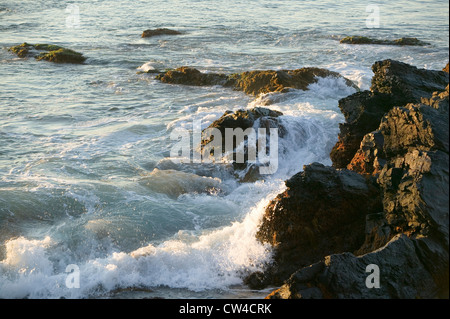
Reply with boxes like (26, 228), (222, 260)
(8, 42), (86, 64)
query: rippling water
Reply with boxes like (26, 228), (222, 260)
(0, 0), (448, 299)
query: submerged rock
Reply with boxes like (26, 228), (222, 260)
(141, 28), (182, 38)
(340, 36), (430, 46)
(155, 67), (359, 96)
(8, 42), (86, 64)
(330, 59), (449, 169)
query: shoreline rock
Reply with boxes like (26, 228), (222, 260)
(253, 162), (383, 286)
(253, 61), (449, 299)
(200, 107), (285, 182)
(330, 59), (449, 170)
(340, 36), (430, 46)
(8, 42), (86, 64)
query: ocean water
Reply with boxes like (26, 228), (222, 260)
(0, 0), (448, 299)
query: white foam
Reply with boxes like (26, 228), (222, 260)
(0, 185), (282, 298)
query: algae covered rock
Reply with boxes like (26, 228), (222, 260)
(340, 36), (430, 46)
(8, 42), (86, 64)
(155, 67), (230, 86)
(155, 67), (359, 96)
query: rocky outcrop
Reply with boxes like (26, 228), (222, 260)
(253, 163), (383, 286)
(349, 85), (449, 176)
(340, 36), (430, 46)
(330, 59), (449, 169)
(8, 43), (86, 64)
(265, 235), (444, 299)
(141, 28), (181, 38)
(155, 67), (359, 96)
(254, 61), (449, 299)
(200, 107), (285, 182)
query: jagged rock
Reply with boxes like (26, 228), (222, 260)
(155, 67), (359, 96)
(141, 28), (181, 38)
(444, 63), (449, 73)
(340, 36), (430, 46)
(253, 162), (383, 285)
(8, 42), (86, 64)
(348, 85), (449, 176)
(266, 235), (446, 299)
(330, 91), (397, 169)
(200, 107), (285, 182)
(258, 61), (449, 299)
(330, 60), (449, 169)
(370, 59), (449, 105)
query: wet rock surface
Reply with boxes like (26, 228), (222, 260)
(252, 61), (449, 299)
(340, 36), (430, 46)
(200, 107), (285, 182)
(330, 59), (449, 169)
(155, 67), (359, 96)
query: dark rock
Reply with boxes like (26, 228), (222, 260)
(370, 59), (449, 105)
(330, 60), (448, 169)
(255, 162), (383, 284)
(348, 85), (449, 176)
(201, 107), (285, 182)
(155, 67), (359, 96)
(8, 42), (86, 64)
(340, 36), (430, 46)
(141, 28), (182, 38)
(267, 235), (444, 299)
(258, 61), (449, 299)
(330, 91), (397, 169)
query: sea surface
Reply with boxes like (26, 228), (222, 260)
(0, 0), (448, 299)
